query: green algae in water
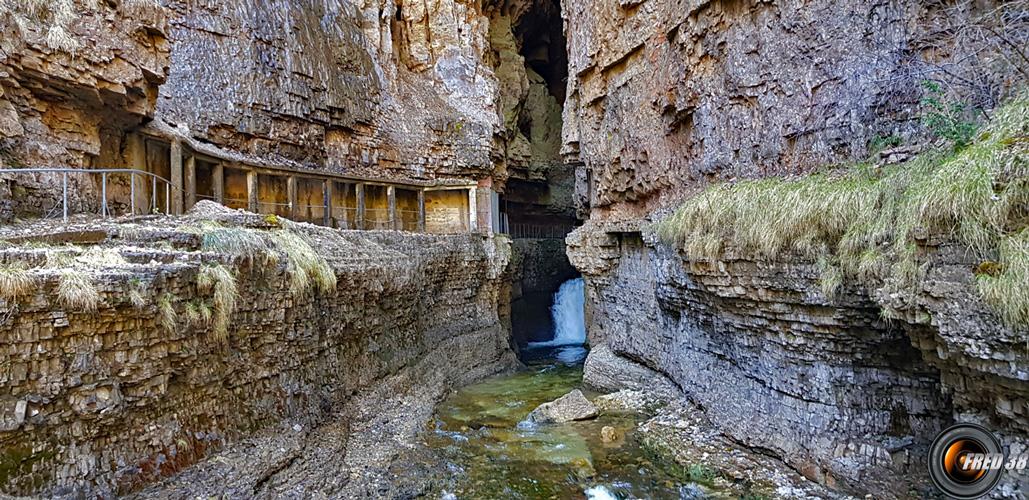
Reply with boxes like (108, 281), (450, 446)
(424, 364), (700, 499)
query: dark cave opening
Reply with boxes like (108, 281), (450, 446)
(512, 0), (568, 105)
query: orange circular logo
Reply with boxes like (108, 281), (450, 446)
(928, 424), (1004, 499)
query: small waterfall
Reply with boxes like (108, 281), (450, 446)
(549, 277), (586, 345)
(528, 277), (586, 362)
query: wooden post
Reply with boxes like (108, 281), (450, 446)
(323, 180), (333, 227)
(356, 183), (366, 230)
(213, 162), (224, 204)
(387, 185), (397, 230)
(247, 169), (258, 212)
(125, 133), (148, 213)
(468, 187), (478, 233)
(417, 190), (426, 233)
(184, 154), (196, 210)
(287, 175), (298, 220)
(170, 139), (184, 214)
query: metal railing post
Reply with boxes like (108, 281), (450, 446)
(130, 172), (135, 216)
(165, 183), (170, 215)
(62, 172), (68, 222)
(101, 172), (108, 218)
(152, 176), (157, 214)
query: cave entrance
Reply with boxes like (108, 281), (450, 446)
(490, 0), (583, 361)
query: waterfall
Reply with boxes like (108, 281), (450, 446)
(528, 277), (586, 351)
(549, 277), (586, 345)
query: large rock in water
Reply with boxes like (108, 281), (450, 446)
(525, 389), (598, 424)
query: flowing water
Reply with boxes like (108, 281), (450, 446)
(523, 277), (588, 364)
(423, 278), (693, 499)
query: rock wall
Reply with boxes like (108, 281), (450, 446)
(157, 0), (500, 180)
(562, 0), (1028, 217)
(0, 205), (515, 495)
(0, 0), (170, 219)
(568, 221), (1029, 497)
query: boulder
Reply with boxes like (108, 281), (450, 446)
(524, 389), (598, 424)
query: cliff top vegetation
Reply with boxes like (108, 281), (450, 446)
(656, 90), (1028, 328)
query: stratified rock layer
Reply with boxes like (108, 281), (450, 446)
(0, 205), (516, 495)
(562, 0), (1027, 216)
(568, 221), (1028, 497)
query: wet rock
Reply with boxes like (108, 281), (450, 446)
(593, 389), (666, 415)
(569, 219), (1029, 497)
(583, 344), (679, 399)
(600, 425), (620, 444)
(525, 389), (598, 424)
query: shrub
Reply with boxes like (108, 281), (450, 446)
(920, 80), (980, 150)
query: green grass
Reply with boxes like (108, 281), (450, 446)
(0, 264), (34, 302)
(656, 91), (1029, 328)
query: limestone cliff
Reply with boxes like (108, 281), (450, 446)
(569, 222), (1028, 496)
(0, 203), (516, 495)
(563, 0), (1028, 497)
(0, 0), (170, 217)
(563, 0), (1028, 218)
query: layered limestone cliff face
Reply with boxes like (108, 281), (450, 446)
(562, 0), (1027, 217)
(157, 0), (567, 185)
(0, 0), (170, 218)
(564, 0), (1027, 496)
(568, 222), (1028, 497)
(0, 203), (515, 495)
(2, 0), (571, 220)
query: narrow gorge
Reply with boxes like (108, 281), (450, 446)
(0, 0), (1027, 498)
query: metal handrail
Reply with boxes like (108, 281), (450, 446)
(0, 167), (181, 222)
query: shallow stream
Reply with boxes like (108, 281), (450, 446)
(422, 350), (694, 499)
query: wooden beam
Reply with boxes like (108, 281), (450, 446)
(213, 162), (224, 204)
(417, 190), (425, 233)
(468, 187), (477, 233)
(184, 154), (196, 210)
(356, 183), (365, 230)
(247, 169), (258, 212)
(287, 175), (298, 220)
(125, 133), (147, 213)
(170, 139), (184, 214)
(387, 185), (397, 230)
(324, 180), (333, 227)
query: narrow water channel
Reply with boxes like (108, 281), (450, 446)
(422, 278), (691, 499)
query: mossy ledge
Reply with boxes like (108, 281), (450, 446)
(656, 91), (1029, 329)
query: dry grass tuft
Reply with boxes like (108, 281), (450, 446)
(656, 90), (1029, 327)
(197, 263), (237, 342)
(977, 229), (1029, 326)
(157, 293), (177, 332)
(198, 223), (278, 267)
(0, 264), (34, 302)
(57, 269), (100, 312)
(269, 230), (337, 298)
